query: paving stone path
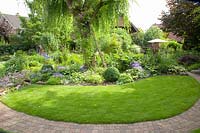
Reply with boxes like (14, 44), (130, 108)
(0, 74), (200, 133)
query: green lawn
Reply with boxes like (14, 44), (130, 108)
(193, 129), (200, 133)
(0, 128), (11, 133)
(1, 76), (200, 124)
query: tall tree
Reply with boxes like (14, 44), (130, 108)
(0, 14), (13, 43)
(34, 0), (132, 67)
(160, 0), (200, 50)
(16, 0), (73, 52)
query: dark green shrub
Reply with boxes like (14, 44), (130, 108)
(30, 73), (42, 83)
(30, 71), (52, 83)
(103, 67), (120, 82)
(40, 64), (54, 74)
(187, 63), (200, 71)
(0, 55), (11, 61)
(58, 64), (81, 76)
(117, 73), (133, 85)
(0, 43), (36, 56)
(156, 51), (177, 74)
(41, 73), (52, 82)
(46, 77), (62, 85)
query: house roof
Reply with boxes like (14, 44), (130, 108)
(1, 14), (21, 29)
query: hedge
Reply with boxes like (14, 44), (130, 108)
(0, 44), (36, 56)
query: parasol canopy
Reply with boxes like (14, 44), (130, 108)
(148, 39), (168, 43)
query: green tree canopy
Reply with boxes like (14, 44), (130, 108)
(33, 0), (133, 66)
(132, 26), (164, 47)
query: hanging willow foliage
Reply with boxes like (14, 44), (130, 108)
(34, 0), (134, 66)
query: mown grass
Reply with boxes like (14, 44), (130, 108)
(193, 129), (200, 133)
(1, 76), (200, 124)
(0, 128), (11, 133)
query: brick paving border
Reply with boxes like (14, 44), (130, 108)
(0, 74), (200, 133)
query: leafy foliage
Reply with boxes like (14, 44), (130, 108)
(143, 26), (164, 46)
(132, 26), (164, 47)
(0, 43), (36, 56)
(46, 77), (62, 85)
(83, 72), (104, 84)
(160, 0), (200, 50)
(167, 41), (182, 51)
(4, 51), (28, 74)
(117, 73), (133, 85)
(103, 67), (120, 82)
(35, 0), (131, 66)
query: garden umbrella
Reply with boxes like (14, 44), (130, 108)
(148, 39), (168, 43)
(148, 39), (168, 53)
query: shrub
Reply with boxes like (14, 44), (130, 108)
(40, 64), (54, 74)
(30, 71), (53, 83)
(0, 55), (11, 61)
(156, 51), (177, 74)
(143, 26), (164, 46)
(117, 73), (133, 85)
(167, 41), (182, 51)
(103, 67), (120, 82)
(0, 43), (36, 56)
(93, 67), (106, 75)
(30, 73), (42, 83)
(58, 64), (81, 75)
(66, 54), (83, 66)
(69, 72), (84, 84)
(52, 51), (64, 64)
(4, 51), (28, 74)
(0, 62), (6, 78)
(187, 63), (200, 71)
(84, 73), (104, 84)
(126, 68), (148, 80)
(41, 73), (52, 82)
(26, 54), (45, 70)
(129, 45), (141, 53)
(132, 31), (145, 47)
(28, 61), (41, 67)
(167, 65), (187, 75)
(46, 77), (62, 85)
(108, 52), (140, 72)
(178, 55), (200, 66)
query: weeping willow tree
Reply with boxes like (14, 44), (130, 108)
(34, 0), (133, 67)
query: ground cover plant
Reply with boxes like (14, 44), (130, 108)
(1, 76), (200, 124)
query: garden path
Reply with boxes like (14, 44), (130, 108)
(0, 73), (200, 133)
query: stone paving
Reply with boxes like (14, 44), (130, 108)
(0, 74), (200, 133)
